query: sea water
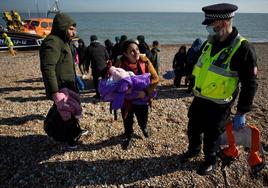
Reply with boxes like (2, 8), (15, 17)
(1, 12), (268, 45)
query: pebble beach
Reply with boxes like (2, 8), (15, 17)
(0, 43), (268, 187)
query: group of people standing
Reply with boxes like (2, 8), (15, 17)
(172, 38), (202, 92)
(39, 12), (160, 150)
(69, 33), (160, 99)
(39, 2), (260, 176)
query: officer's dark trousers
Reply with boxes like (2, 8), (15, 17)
(122, 104), (148, 138)
(187, 97), (231, 164)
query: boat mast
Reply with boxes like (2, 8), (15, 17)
(28, 8), (31, 18)
(47, 0), (61, 18)
(35, 0), (41, 18)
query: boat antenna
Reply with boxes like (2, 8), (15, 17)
(47, 0), (50, 10)
(28, 8), (31, 18)
(35, 0), (41, 18)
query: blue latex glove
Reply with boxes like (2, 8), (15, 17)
(233, 114), (246, 131)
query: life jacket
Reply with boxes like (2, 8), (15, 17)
(192, 34), (246, 104)
(220, 120), (265, 172)
(119, 54), (149, 75)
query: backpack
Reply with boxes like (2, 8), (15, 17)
(44, 105), (81, 142)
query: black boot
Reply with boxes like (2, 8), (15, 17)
(180, 150), (200, 163)
(142, 128), (149, 138)
(122, 137), (132, 150)
(197, 161), (216, 175)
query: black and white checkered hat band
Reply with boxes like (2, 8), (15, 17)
(205, 12), (235, 20)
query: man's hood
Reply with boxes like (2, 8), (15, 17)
(51, 13), (76, 41)
(192, 38), (202, 47)
(192, 38), (203, 51)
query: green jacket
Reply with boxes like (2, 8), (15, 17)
(40, 13), (77, 99)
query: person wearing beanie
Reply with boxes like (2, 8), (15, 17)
(86, 35), (109, 98)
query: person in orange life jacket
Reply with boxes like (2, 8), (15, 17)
(115, 40), (159, 150)
(180, 3), (258, 175)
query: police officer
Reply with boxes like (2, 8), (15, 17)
(180, 3), (258, 175)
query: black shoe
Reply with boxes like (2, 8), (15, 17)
(186, 90), (192, 94)
(251, 162), (266, 176)
(93, 94), (100, 99)
(142, 128), (149, 138)
(67, 140), (78, 149)
(122, 138), (132, 150)
(197, 161), (216, 176)
(180, 150), (200, 163)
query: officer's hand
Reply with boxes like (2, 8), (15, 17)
(233, 113), (246, 131)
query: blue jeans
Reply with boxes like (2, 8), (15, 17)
(76, 76), (85, 91)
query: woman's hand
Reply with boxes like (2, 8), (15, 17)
(126, 87), (132, 94)
(137, 91), (146, 99)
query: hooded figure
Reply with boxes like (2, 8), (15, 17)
(185, 38), (203, 76)
(137, 35), (153, 62)
(40, 13), (77, 99)
(185, 38), (203, 93)
(77, 38), (88, 74)
(39, 13), (86, 148)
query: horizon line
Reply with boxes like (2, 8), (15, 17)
(13, 11), (268, 14)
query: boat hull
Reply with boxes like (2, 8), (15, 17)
(0, 30), (43, 51)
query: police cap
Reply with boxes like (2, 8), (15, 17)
(202, 3), (238, 25)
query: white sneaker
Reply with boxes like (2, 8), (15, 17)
(82, 74), (87, 79)
(81, 129), (89, 136)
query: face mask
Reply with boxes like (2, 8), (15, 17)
(206, 25), (217, 36)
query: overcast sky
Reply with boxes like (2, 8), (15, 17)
(1, 0), (268, 13)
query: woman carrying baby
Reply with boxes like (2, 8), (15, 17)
(115, 40), (159, 150)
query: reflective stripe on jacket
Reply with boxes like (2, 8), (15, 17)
(4, 36), (13, 48)
(192, 34), (246, 104)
